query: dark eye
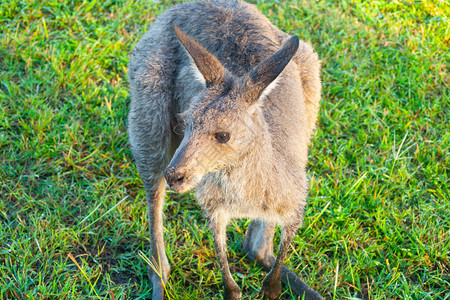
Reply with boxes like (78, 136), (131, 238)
(214, 132), (230, 143)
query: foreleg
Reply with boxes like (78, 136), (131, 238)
(243, 220), (323, 299)
(259, 223), (297, 299)
(210, 213), (241, 300)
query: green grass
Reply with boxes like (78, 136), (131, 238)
(1, 0), (449, 299)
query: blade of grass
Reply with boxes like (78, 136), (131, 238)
(68, 253), (102, 300)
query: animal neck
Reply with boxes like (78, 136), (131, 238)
(247, 120), (274, 177)
(225, 108), (280, 201)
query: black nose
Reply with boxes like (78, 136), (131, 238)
(164, 166), (185, 186)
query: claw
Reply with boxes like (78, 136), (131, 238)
(259, 285), (282, 300)
(259, 272), (282, 300)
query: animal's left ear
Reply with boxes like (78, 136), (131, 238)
(243, 35), (299, 104)
(174, 25), (226, 87)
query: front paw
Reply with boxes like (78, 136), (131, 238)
(224, 282), (241, 300)
(259, 274), (282, 300)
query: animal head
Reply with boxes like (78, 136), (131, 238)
(164, 26), (299, 193)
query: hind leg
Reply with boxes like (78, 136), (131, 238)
(243, 220), (276, 269)
(143, 177), (170, 299)
(243, 220), (323, 299)
(129, 114), (172, 300)
(129, 125), (173, 298)
(128, 119), (173, 299)
(128, 42), (176, 299)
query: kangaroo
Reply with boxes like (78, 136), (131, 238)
(128, 1), (322, 299)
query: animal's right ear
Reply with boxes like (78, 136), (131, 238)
(242, 35), (299, 104)
(174, 26), (226, 87)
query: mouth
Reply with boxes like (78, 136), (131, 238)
(169, 175), (202, 193)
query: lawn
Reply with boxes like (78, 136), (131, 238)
(0, 0), (449, 299)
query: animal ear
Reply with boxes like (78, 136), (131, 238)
(174, 26), (226, 87)
(243, 35), (299, 103)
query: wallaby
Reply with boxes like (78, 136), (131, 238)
(128, 1), (322, 299)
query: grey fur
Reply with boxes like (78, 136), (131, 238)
(128, 1), (322, 299)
